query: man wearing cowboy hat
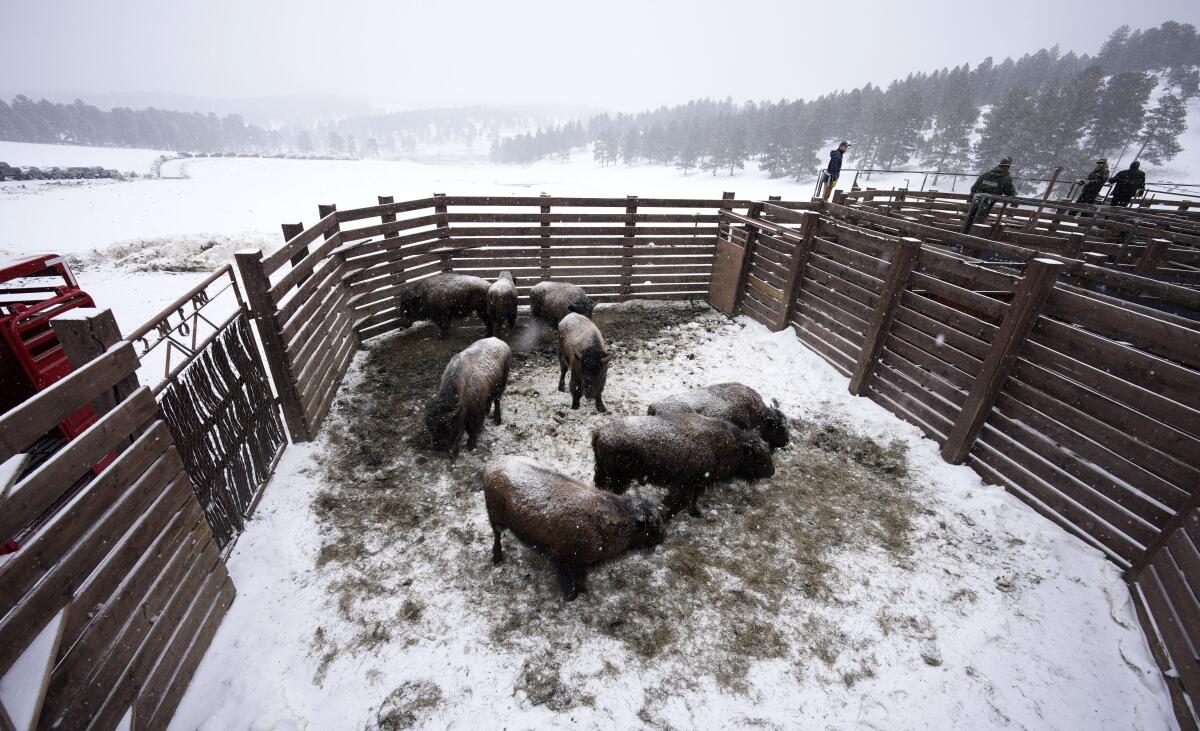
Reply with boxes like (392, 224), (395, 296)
(1076, 156), (1109, 206)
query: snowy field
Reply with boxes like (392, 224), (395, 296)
(168, 305), (1175, 730)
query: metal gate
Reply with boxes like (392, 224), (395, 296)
(128, 265), (286, 549)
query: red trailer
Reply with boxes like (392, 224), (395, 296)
(0, 254), (111, 553)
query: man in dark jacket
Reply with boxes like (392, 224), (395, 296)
(820, 141), (850, 200)
(1108, 161), (1146, 207)
(1076, 157), (1109, 205)
(962, 157), (1017, 231)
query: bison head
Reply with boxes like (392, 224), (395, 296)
(579, 346), (611, 399)
(569, 295), (596, 319)
(736, 430), (775, 481)
(424, 394), (463, 455)
(760, 405), (789, 450)
(628, 498), (666, 549)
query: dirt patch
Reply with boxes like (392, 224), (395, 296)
(310, 303), (927, 699)
(368, 680), (444, 730)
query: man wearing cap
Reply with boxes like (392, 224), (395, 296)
(962, 156), (1017, 231)
(820, 141), (850, 200)
(1076, 157), (1110, 206)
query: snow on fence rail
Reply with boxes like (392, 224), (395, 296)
(717, 199), (1200, 728)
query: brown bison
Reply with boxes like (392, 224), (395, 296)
(487, 271), (518, 331)
(557, 313), (611, 412)
(400, 272), (492, 338)
(424, 337), (511, 456)
(647, 383), (788, 449)
(529, 281), (595, 327)
(482, 456), (665, 600)
(592, 414), (775, 516)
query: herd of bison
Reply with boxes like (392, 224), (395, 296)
(405, 272), (789, 601)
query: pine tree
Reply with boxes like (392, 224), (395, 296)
(1136, 94), (1188, 164)
(1087, 71), (1154, 156)
(925, 66), (979, 182)
(365, 137), (380, 157)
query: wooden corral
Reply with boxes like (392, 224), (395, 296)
(2, 190), (1198, 729)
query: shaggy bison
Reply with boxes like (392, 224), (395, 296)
(592, 414), (775, 516)
(400, 272), (492, 337)
(529, 281), (595, 327)
(487, 271), (518, 330)
(647, 383), (788, 449)
(482, 456), (665, 600)
(557, 313), (611, 412)
(424, 337), (511, 456)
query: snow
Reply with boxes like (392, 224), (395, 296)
(169, 312), (1176, 731)
(0, 608), (64, 731)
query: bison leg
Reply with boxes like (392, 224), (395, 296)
(556, 564), (588, 601)
(492, 393), (502, 425)
(436, 317), (452, 338)
(663, 487), (687, 517)
(491, 526), (504, 564)
(687, 489), (703, 517)
(594, 392), (607, 413)
(570, 374), (582, 410)
(480, 306), (493, 337)
(557, 351), (568, 392)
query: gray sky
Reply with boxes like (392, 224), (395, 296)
(5, 0), (1200, 112)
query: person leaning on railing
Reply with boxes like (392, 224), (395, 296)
(1108, 161), (1146, 207)
(961, 156), (1016, 232)
(820, 141), (850, 201)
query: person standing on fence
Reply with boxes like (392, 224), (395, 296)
(961, 156), (1017, 232)
(820, 141), (850, 201)
(1108, 161), (1146, 207)
(1076, 157), (1109, 206)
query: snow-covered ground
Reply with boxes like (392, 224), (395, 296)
(0, 140), (170, 175)
(168, 306), (1176, 730)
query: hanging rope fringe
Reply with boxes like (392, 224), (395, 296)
(157, 312), (286, 548)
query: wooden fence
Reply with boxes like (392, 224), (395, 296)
(717, 199), (1199, 729)
(240, 193), (754, 440)
(0, 342), (233, 730)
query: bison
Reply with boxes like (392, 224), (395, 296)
(482, 456), (665, 601)
(400, 272), (492, 338)
(592, 414), (775, 517)
(487, 271), (518, 331)
(529, 281), (595, 327)
(424, 337), (511, 456)
(647, 383), (788, 449)
(557, 313), (611, 412)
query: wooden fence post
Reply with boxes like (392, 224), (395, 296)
(717, 191), (736, 238)
(234, 249), (309, 443)
(51, 307), (140, 418)
(378, 195), (398, 239)
(775, 211), (820, 332)
(1134, 238), (1170, 273)
(434, 193), (450, 271)
(281, 222), (309, 284)
(621, 195), (637, 298)
(940, 257), (1064, 464)
(539, 193), (551, 280)
(848, 237), (922, 395)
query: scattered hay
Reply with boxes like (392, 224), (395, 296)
(369, 680), (444, 730)
(307, 304), (929, 701)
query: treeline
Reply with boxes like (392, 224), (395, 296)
(0, 96), (281, 152)
(491, 22), (1200, 189)
(323, 105), (590, 156)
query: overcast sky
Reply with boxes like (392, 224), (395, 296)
(6, 0), (1200, 112)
